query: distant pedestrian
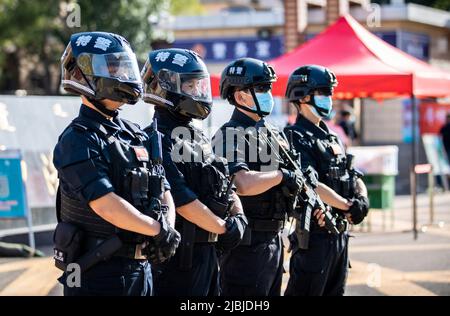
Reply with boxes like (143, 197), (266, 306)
(440, 113), (450, 160)
(338, 109), (358, 143)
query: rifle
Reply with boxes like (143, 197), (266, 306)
(346, 154), (364, 197)
(146, 118), (167, 216)
(222, 174), (236, 216)
(256, 120), (339, 250)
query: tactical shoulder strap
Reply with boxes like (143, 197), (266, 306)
(285, 123), (308, 138)
(286, 124), (316, 148)
(150, 120), (171, 136)
(71, 117), (116, 145)
(329, 132), (347, 154)
(121, 119), (147, 140)
(56, 185), (61, 223)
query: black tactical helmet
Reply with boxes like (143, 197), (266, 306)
(220, 58), (277, 101)
(141, 48), (212, 120)
(61, 32), (142, 105)
(285, 65), (337, 102)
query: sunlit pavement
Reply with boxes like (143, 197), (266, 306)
(0, 255), (61, 296)
(1, 192), (449, 296)
(282, 192), (450, 296)
(344, 192), (450, 296)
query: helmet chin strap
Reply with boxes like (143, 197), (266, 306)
(306, 94), (326, 118)
(87, 97), (119, 118)
(235, 87), (265, 118)
(308, 104), (323, 120)
(79, 71), (119, 118)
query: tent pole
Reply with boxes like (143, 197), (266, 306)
(411, 95), (418, 240)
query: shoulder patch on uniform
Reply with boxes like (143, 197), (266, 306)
(71, 122), (89, 132)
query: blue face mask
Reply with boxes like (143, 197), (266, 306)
(311, 95), (333, 118)
(251, 91), (274, 116)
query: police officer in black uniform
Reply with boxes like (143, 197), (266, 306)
(53, 32), (180, 296)
(284, 65), (370, 296)
(141, 48), (247, 296)
(213, 58), (327, 296)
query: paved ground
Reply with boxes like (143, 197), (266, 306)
(1, 192), (449, 296)
(280, 191), (450, 296)
(344, 191), (450, 296)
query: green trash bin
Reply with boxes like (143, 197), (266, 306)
(363, 175), (395, 209)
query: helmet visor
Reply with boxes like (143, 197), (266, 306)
(77, 52), (141, 83)
(157, 69), (212, 103)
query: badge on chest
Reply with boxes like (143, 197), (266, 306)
(133, 146), (149, 162)
(330, 143), (343, 155)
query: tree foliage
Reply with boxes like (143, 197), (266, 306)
(0, 0), (175, 93)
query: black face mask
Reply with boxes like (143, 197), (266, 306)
(158, 106), (192, 125)
(87, 98), (119, 118)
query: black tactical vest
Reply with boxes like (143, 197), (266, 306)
(222, 119), (290, 223)
(58, 117), (165, 243)
(156, 121), (231, 237)
(288, 124), (356, 200)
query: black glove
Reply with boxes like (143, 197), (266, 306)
(217, 213), (248, 252)
(143, 214), (181, 264)
(347, 195), (370, 225)
(280, 168), (302, 196)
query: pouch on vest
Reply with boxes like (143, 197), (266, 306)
(53, 222), (84, 271)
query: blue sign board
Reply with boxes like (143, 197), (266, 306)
(398, 31), (429, 61)
(374, 31), (429, 61)
(173, 36), (284, 62)
(308, 30), (429, 61)
(374, 31), (397, 47)
(0, 149), (27, 218)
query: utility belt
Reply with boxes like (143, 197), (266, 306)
(175, 219), (218, 244)
(176, 218), (218, 271)
(194, 228), (218, 243)
(248, 218), (284, 232)
(53, 221), (146, 274)
(82, 236), (147, 260)
(239, 218), (284, 246)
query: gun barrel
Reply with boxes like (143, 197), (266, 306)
(226, 174), (236, 196)
(346, 154), (354, 170)
(150, 118), (163, 164)
(223, 174), (236, 216)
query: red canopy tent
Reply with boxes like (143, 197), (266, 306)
(269, 15), (450, 99)
(211, 14), (450, 99)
